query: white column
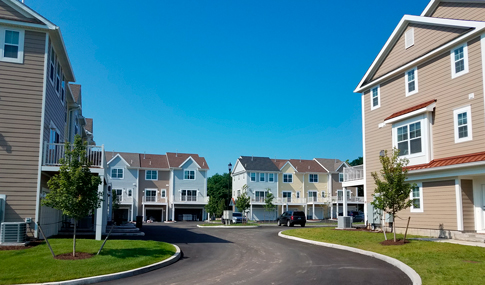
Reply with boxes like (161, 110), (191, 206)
(166, 206), (169, 222)
(95, 175), (105, 241)
(172, 204), (175, 221)
(250, 204), (253, 221)
(343, 187), (348, 217)
(312, 204), (315, 219)
(455, 179), (464, 231)
(142, 204), (145, 221)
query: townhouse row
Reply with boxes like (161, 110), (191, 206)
(0, 0), (109, 241)
(231, 156), (364, 221)
(354, 0), (485, 237)
(106, 152), (209, 223)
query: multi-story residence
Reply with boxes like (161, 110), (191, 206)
(355, 0), (485, 237)
(107, 152), (209, 222)
(314, 158), (364, 218)
(231, 156), (349, 220)
(0, 0), (108, 241)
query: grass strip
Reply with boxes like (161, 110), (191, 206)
(0, 238), (175, 284)
(284, 227), (485, 285)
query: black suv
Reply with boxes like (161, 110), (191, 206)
(277, 211), (306, 227)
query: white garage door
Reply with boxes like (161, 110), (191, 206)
(252, 208), (277, 221)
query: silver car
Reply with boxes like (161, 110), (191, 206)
(231, 212), (246, 223)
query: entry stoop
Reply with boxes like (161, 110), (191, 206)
(107, 224), (145, 236)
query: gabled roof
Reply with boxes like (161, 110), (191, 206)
(106, 152), (140, 168)
(421, 0), (485, 17)
(354, 15), (485, 93)
(69, 84), (82, 104)
(166, 152), (209, 170)
(407, 151), (485, 171)
(237, 156), (281, 172)
(85, 118), (93, 133)
(272, 159), (289, 170)
(140, 153), (169, 169)
(314, 158), (345, 173)
(0, 0), (75, 81)
(288, 159), (327, 173)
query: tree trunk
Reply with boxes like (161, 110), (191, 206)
(382, 213), (387, 240)
(73, 221), (77, 257)
(393, 218), (397, 242)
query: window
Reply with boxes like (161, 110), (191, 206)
(56, 62), (61, 94)
(405, 67), (418, 96)
(339, 173), (344, 182)
(396, 121), (421, 156)
(255, 191), (266, 202)
(49, 128), (60, 144)
(309, 174), (318, 183)
(49, 47), (55, 83)
(283, 191), (292, 202)
(128, 189), (132, 197)
(161, 189), (166, 198)
(61, 78), (66, 104)
(237, 190), (241, 198)
(0, 28), (24, 63)
(184, 170), (195, 180)
(296, 191), (300, 199)
(451, 43), (469, 78)
(111, 168), (124, 179)
(410, 184), (423, 212)
(181, 190), (197, 201)
(268, 173), (274, 182)
(405, 28), (414, 49)
(453, 105), (472, 143)
(259, 173), (265, 182)
(146, 170), (158, 180)
(250, 172), (256, 182)
(357, 186), (364, 197)
(321, 191), (326, 198)
(283, 173), (293, 183)
(371, 85), (380, 110)
(145, 189), (156, 202)
(308, 191), (317, 202)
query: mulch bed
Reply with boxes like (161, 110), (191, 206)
(381, 239), (410, 246)
(54, 252), (94, 260)
(0, 240), (43, 251)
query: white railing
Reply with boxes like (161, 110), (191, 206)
(343, 165), (364, 182)
(43, 143), (104, 168)
(307, 197), (330, 203)
(142, 196), (168, 204)
(332, 196), (365, 203)
(117, 193), (133, 204)
(174, 196), (209, 203)
(274, 197), (306, 204)
(251, 197), (266, 203)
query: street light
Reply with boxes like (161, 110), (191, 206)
(228, 162), (232, 173)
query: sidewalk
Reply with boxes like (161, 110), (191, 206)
(409, 238), (485, 247)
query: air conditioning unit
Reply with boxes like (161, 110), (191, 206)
(338, 216), (352, 229)
(0, 222), (27, 244)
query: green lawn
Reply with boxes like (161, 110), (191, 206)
(284, 227), (485, 284)
(200, 223), (259, 227)
(0, 239), (176, 285)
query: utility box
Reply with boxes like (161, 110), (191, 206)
(338, 216), (352, 229)
(223, 210), (233, 225)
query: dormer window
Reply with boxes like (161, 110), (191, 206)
(371, 85), (380, 110)
(451, 43), (468, 78)
(0, 28), (24, 63)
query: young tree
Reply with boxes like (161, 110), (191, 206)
(235, 185), (250, 223)
(371, 149), (414, 242)
(205, 197), (225, 219)
(43, 135), (102, 256)
(263, 190), (275, 223)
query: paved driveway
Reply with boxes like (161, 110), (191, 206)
(99, 223), (411, 285)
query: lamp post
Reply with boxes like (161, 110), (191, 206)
(228, 162), (232, 211)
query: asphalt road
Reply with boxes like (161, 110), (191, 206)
(99, 223), (411, 285)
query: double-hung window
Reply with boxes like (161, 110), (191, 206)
(339, 173), (344, 182)
(161, 189), (166, 198)
(146, 170), (158, 180)
(451, 43), (469, 78)
(250, 172), (256, 182)
(61, 79), (66, 104)
(184, 170), (195, 180)
(255, 191), (266, 202)
(268, 173), (274, 182)
(410, 184), (423, 212)
(283, 173), (293, 183)
(391, 113), (431, 166)
(371, 85), (380, 110)
(397, 121), (422, 156)
(453, 105), (472, 143)
(115, 189), (123, 202)
(111, 168), (124, 179)
(405, 67), (418, 96)
(309, 174), (318, 183)
(49, 47), (55, 83)
(0, 28), (24, 63)
(56, 62), (62, 94)
(259, 173), (265, 182)
(182, 190), (197, 201)
(145, 189), (156, 202)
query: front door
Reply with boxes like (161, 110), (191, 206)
(283, 192), (291, 202)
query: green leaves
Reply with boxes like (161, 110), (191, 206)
(235, 185), (250, 214)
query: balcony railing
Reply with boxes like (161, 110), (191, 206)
(116, 193), (133, 204)
(343, 165), (364, 182)
(174, 196), (209, 203)
(142, 196), (167, 204)
(306, 197), (330, 203)
(251, 197), (266, 203)
(332, 196), (365, 203)
(43, 143), (104, 168)
(274, 197), (306, 204)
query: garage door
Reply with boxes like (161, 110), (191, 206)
(307, 207), (325, 220)
(40, 205), (61, 238)
(252, 208), (277, 221)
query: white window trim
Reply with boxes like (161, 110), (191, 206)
(391, 113), (431, 166)
(405, 67), (418, 96)
(450, 43), (469, 79)
(309, 174), (318, 183)
(250, 172), (256, 182)
(453, 105), (473, 143)
(268, 173), (275, 183)
(180, 189), (198, 202)
(296, 191), (300, 199)
(370, 85), (380, 110)
(259, 172), (265, 182)
(410, 183), (423, 213)
(339, 173), (344, 183)
(283, 173), (293, 183)
(0, 27), (25, 64)
(161, 189), (166, 198)
(49, 46), (55, 84)
(184, 170), (196, 180)
(111, 168), (124, 179)
(145, 170), (158, 180)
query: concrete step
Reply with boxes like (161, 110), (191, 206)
(453, 232), (485, 243)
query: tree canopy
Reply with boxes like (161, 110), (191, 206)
(206, 173), (232, 218)
(347, 156), (363, 166)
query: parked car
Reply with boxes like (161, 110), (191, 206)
(277, 211), (306, 227)
(352, 213), (365, 223)
(222, 212), (246, 224)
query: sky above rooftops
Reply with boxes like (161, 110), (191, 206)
(26, 0), (426, 176)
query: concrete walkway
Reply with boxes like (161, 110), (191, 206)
(409, 238), (485, 247)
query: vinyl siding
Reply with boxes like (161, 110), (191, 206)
(431, 2), (485, 22)
(461, 179), (474, 231)
(139, 169), (170, 214)
(398, 180), (457, 230)
(363, 36), (485, 206)
(172, 159), (207, 203)
(0, 29), (46, 223)
(278, 164), (301, 197)
(0, 0), (28, 20)
(331, 173), (357, 197)
(304, 173), (327, 196)
(372, 24), (469, 81)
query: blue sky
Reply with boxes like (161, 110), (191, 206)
(27, 0), (428, 175)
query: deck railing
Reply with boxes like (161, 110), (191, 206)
(332, 196), (365, 203)
(142, 196), (167, 204)
(343, 165), (364, 182)
(274, 197), (306, 204)
(43, 143), (104, 168)
(306, 197), (330, 203)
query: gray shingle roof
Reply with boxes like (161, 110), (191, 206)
(237, 156), (281, 172)
(106, 152), (140, 167)
(314, 158), (345, 172)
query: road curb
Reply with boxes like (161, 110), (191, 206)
(31, 244), (181, 285)
(278, 231), (421, 285)
(196, 225), (259, 229)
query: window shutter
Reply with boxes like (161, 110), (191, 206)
(405, 28), (414, 49)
